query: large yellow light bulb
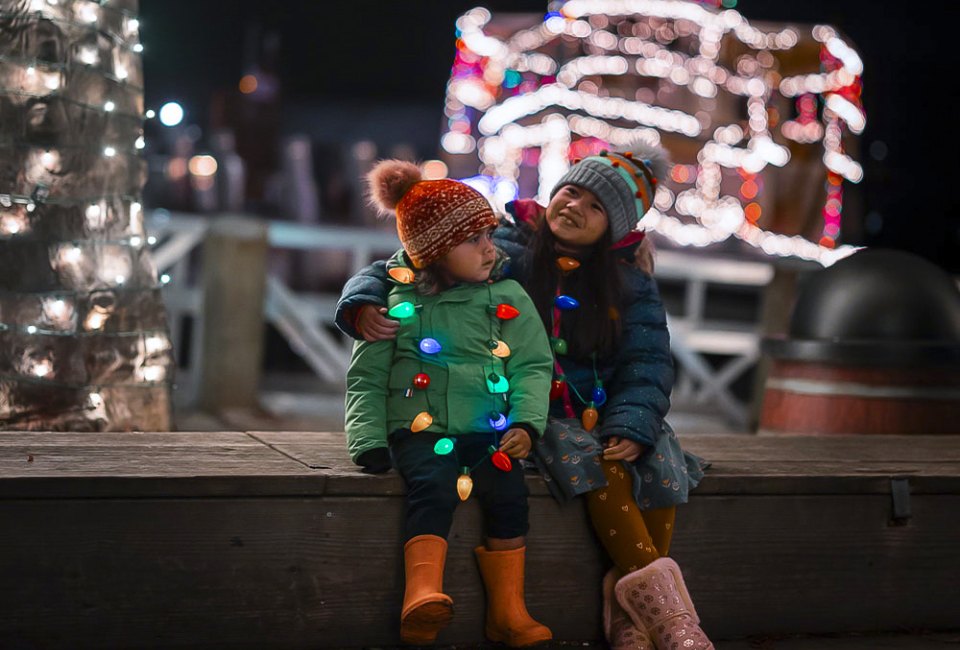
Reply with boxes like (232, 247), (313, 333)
(457, 473), (474, 501)
(411, 411), (433, 433)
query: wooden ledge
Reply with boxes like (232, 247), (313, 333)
(1, 431), (958, 648)
(1, 431), (958, 498)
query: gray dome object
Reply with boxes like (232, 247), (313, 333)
(765, 249), (960, 365)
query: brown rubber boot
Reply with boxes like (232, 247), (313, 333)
(614, 557), (714, 650)
(474, 546), (552, 647)
(603, 568), (654, 650)
(400, 535), (454, 645)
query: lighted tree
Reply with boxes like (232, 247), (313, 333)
(0, 0), (173, 430)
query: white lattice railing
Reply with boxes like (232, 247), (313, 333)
(148, 212), (771, 424)
(146, 212), (400, 406)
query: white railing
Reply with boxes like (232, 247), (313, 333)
(264, 221), (401, 383)
(146, 211), (208, 407)
(146, 212), (400, 406)
(656, 249), (774, 427)
(147, 212), (772, 426)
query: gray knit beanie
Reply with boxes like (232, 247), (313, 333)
(550, 141), (670, 243)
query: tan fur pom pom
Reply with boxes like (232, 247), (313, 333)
(366, 159), (422, 215)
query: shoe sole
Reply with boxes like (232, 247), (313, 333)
(485, 626), (553, 647)
(401, 600), (454, 645)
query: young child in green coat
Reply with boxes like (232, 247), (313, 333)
(345, 159), (554, 647)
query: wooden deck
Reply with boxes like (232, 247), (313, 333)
(1, 432), (958, 649)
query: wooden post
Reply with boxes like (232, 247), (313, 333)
(198, 216), (268, 412)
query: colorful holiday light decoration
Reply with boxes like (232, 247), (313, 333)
(552, 337), (569, 355)
(491, 448), (514, 472)
(486, 372), (510, 393)
(556, 256), (581, 271)
(419, 337), (443, 354)
(434, 437), (455, 455)
(582, 403), (600, 431)
(388, 267), (416, 284)
(0, 0), (174, 430)
(457, 470), (475, 500)
(413, 372), (431, 389)
(390, 277), (525, 499)
(489, 411), (510, 431)
(412, 411), (434, 432)
(592, 381), (608, 406)
(489, 339), (512, 357)
(546, 255), (611, 431)
(388, 301), (417, 319)
(493, 303), (521, 319)
(550, 378), (567, 400)
(442, 2), (866, 265)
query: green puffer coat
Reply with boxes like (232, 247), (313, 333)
(344, 250), (554, 464)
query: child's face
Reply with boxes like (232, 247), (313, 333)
(545, 184), (609, 248)
(435, 227), (496, 284)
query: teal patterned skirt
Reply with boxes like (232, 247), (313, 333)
(531, 417), (709, 510)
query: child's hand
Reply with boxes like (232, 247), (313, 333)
(602, 436), (645, 462)
(357, 305), (400, 342)
(499, 428), (532, 459)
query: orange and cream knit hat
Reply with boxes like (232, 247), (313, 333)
(366, 160), (497, 269)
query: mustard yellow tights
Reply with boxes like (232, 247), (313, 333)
(585, 459), (677, 573)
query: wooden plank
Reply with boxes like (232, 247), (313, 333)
(690, 465), (960, 495)
(0, 493), (956, 647)
(0, 432), (302, 477)
(0, 494), (603, 648)
(8, 431), (952, 468)
(247, 431), (351, 470)
(0, 431), (262, 448)
(0, 431), (327, 499)
(253, 431), (960, 495)
(673, 495), (960, 638)
(681, 434), (960, 462)
(3, 432), (958, 498)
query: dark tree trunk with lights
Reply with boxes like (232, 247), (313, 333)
(0, 0), (173, 430)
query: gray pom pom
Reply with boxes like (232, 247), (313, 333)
(622, 140), (671, 185)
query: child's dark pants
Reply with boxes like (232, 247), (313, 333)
(389, 428), (529, 542)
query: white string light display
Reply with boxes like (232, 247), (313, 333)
(0, 0), (174, 430)
(441, 1), (866, 265)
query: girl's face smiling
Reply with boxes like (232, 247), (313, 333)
(545, 184), (609, 249)
(435, 227), (496, 284)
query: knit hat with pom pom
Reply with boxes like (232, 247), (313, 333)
(367, 159), (497, 269)
(550, 141), (671, 244)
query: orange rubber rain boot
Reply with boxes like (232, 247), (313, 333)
(400, 535), (454, 645)
(474, 546), (552, 647)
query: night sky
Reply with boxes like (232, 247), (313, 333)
(139, 1), (959, 271)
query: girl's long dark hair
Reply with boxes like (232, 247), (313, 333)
(526, 221), (624, 361)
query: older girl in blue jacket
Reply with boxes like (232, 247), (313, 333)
(338, 145), (713, 650)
